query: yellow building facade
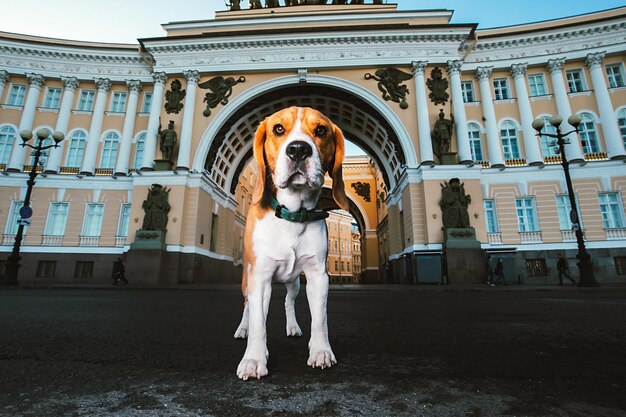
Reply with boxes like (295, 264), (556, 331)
(0, 4), (625, 285)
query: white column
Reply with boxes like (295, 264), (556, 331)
(511, 63), (543, 166)
(44, 76), (79, 173)
(586, 52), (626, 160)
(114, 80), (142, 176)
(476, 67), (505, 168)
(177, 70), (199, 171)
(80, 78), (111, 175)
(547, 58), (584, 162)
(411, 61), (434, 165)
(447, 60), (472, 164)
(141, 72), (166, 170)
(0, 71), (8, 105)
(7, 73), (44, 171)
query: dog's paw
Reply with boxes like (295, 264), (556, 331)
(234, 326), (248, 339)
(286, 322), (302, 337)
(307, 349), (337, 369)
(237, 358), (268, 381)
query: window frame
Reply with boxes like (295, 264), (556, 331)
(76, 89), (95, 112)
(109, 91), (127, 113)
(4, 200), (24, 235)
(566, 69), (586, 93)
(44, 202), (70, 236)
(598, 192), (625, 229)
(65, 129), (87, 168)
(606, 63), (625, 89)
(141, 92), (153, 113)
(555, 195), (583, 231)
(483, 199), (499, 233)
(0, 125), (16, 164)
(7, 84), (26, 107)
(493, 78), (510, 100)
(100, 131), (120, 169)
(528, 73), (547, 96)
(81, 203), (105, 237)
(43, 87), (62, 109)
(117, 203), (132, 238)
(516, 197), (539, 232)
(578, 113), (601, 154)
(500, 121), (521, 159)
(461, 80), (475, 103)
(467, 123), (483, 161)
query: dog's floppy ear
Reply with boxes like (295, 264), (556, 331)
(251, 118), (268, 205)
(331, 124), (349, 211)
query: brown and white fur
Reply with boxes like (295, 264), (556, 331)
(234, 106), (349, 380)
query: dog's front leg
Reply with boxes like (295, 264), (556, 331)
(306, 271), (337, 369)
(237, 276), (272, 380)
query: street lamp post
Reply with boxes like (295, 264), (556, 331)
(2, 128), (64, 286)
(531, 115), (599, 287)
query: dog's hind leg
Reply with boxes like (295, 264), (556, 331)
(285, 278), (303, 337)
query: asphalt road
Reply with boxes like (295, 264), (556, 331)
(0, 286), (625, 417)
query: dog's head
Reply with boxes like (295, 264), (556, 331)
(252, 106), (349, 210)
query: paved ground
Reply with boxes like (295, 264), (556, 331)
(0, 285), (625, 417)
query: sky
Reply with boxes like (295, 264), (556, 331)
(0, 1), (624, 44)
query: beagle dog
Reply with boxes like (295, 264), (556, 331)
(234, 106), (349, 380)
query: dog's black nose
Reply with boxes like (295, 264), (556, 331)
(286, 141), (312, 162)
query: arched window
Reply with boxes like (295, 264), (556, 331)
(617, 108), (626, 148)
(66, 130), (87, 168)
(500, 120), (520, 159)
(538, 116), (559, 157)
(0, 125), (16, 164)
(578, 113), (600, 154)
(100, 132), (120, 169)
(133, 132), (146, 170)
(467, 123), (483, 161)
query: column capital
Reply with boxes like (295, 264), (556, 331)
(0, 70), (8, 87)
(95, 78), (111, 94)
(152, 71), (167, 86)
(126, 79), (143, 94)
(26, 73), (45, 89)
(547, 58), (565, 74)
(183, 70), (200, 85)
(61, 76), (79, 92)
(585, 52), (606, 70)
(411, 61), (428, 76)
(446, 60), (464, 76)
(510, 63), (528, 79)
(475, 66), (493, 81)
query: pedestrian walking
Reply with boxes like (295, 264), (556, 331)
(112, 258), (128, 285)
(485, 254), (494, 286)
(556, 253), (576, 285)
(493, 258), (506, 285)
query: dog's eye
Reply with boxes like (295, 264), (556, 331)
(315, 125), (327, 137)
(273, 124), (285, 136)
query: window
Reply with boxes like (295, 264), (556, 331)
(467, 123), (483, 161)
(516, 198), (538, 232)
(526, 259), (547, 277)
(528, 74), (547, 96)
(615, 257), (626, 275)
(500, 121), (520, 159)
(82, 203), (104, 237)
(347, 262), (350, 272)
(484, 200), (499, 233)
(606, 64), (625, 88)
(555, 195), (582, 230)
(210, 214), (218, 252)
(566, 69), (586, 93)
(7, 84), (26, 106)
(77, 90), (94, 112)
(100, 132), (119, 169)
(141, 92), (152, 113)
(598, 193), (624, 229)
(578, 113), (601, 154)
(45, 202), (69, 236)
(334, 260), (338, 271)
(537, 117), (559, 157)
(0, 125), (16, 164)
(493, 78), (510, 100)
(74, 261), (94, 279)
(110, 92), (127, 113)
(617, 109), (626, 148)
(66, 130), (87, 168)
(43, 87), (62, 109)
(341, 261), (344, 271)
(461, 81), (475, 103)
(5, 201), (24, 235)
(117, 203), (131, 237)
(133, 133), (145, 170)
(36, 261), (56, 278)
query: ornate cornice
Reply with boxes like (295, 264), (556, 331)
(411, 61), (427, 76)
(61, 76), (79, 92)
(547, 58), (565, 74)
(446, 59), (463, 76)
(475, 66), (492, 81)
(510, 63), (527, 79)
(0, 70), (8, 87)
(585, 52), (605, 70)
(26, 73), (45, 89)
(126, 79), (143, 94)
(95, 78), (112, 94)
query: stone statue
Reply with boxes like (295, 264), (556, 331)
(158, 120), (177, 162)
(142, 184), (171, 232)
(198, 76), (246, 117)
(439, 178), (471, 229)
(427, 67), (449, 105)
(228, 0), (241, 10)
(164, 79), (186, 114)
(364, 68), (413, 109)
(432, 109), (454, 160)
